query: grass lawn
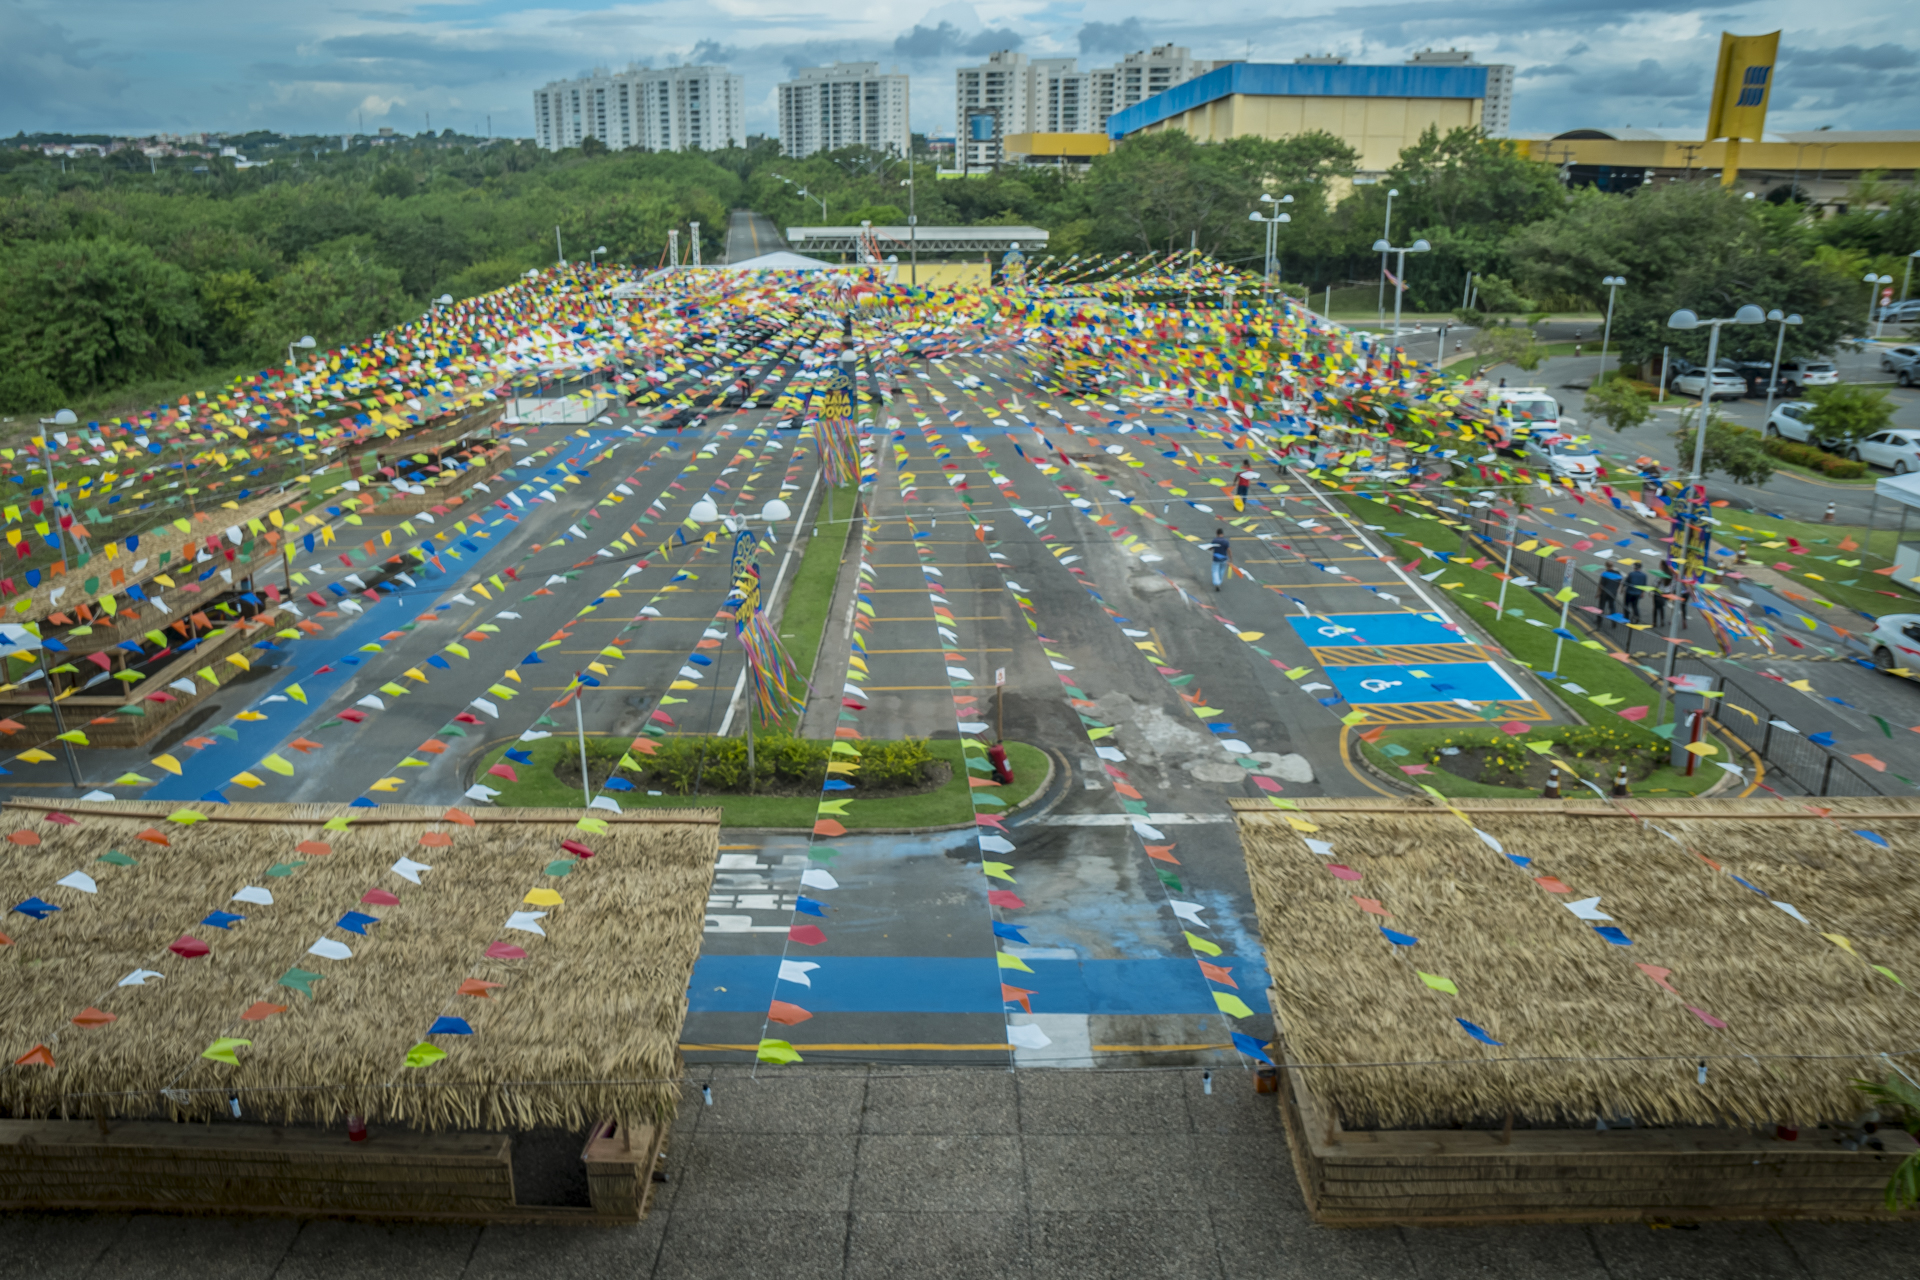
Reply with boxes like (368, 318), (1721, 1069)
(1357, 723), (1722, 799)
(1677, 506), (1920, 620)
(1335, 494), (1737, 756)
(770, 513), (856, 731)
(475, 735), (1050, 827)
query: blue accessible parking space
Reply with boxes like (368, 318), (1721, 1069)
(1286, 611), (1467, 648)
(1325, 662), (1529, 705)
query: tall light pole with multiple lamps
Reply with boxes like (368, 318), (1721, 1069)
(1597, 276), (1626, 382)
(1762, 309), (1802, 421)
(1376, 186), (1398, 324)
(1657, 303), (1766, 732)
(1247, 192), (1292, 300)
(1371, 236), (1429, 339)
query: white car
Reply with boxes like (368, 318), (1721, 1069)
(1866, 614), (1920, 674)
(1527, 436), (1601, 483)
(1775, 359), (1839, 393)
(1763, 401), (1845, 450)
(1882, 345), (1920, 386)
(1847, 428), (1920, 474)
(1671, 367), (1746, 400)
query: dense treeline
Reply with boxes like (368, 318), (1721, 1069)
(3, 126), (1916, 414)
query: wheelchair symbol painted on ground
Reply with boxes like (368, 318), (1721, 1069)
(1358, 678), (1404, 693)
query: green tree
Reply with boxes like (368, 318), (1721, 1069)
(246, 244), (410, 362)
(1801, 383), (1896, 446)
(1084, 131), (1258, 255)
(1509, 183), (1854, 368)
(1675, 406), (1774, 486)
(197, 268), (268, 364)
(1585, 376), (1655, 432)
(1477, 324), (1544, 371)
(0, 236), (202, 409)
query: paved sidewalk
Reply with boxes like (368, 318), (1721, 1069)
(7, 1066), (1916, 1278)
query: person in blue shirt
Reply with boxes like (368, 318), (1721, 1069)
(1209, 529), (1231, 591)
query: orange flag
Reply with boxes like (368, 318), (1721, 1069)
(767, 1000), (813, 1026)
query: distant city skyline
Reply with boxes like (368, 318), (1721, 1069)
(6, 0), (1915, 143)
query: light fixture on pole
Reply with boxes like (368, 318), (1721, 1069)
(761, 499), (791, 524)
(589, 245), (608, 267)
(1866, 272), (1893, 337)
(1597, 276), (1626, 382)
(1762, 309), (1802, 421)
(433, 294), (453, 307)
(286, 334), (316, 369)
(900, 175), (917, 287)
(688, 497), (720, 525)
(1657, 302), (1765, 736)
(1247, 193), (1293, 301)
(1377, 187), (1398, 324)
(1371, 237), (1430, 339)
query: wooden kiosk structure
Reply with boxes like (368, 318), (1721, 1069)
(0, 800), (716, 1223)
(1233, 796), (1920, 1226)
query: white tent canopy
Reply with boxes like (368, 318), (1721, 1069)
(1876, 471), (1920, 510)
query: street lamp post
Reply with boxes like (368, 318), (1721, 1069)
(900, 174), (917, 286)
(1866, 272), (1894, 337)
(1371, 237), (1430, 339)
(1377, 187), (1398, 325)
(286, 334), (316, 370)
(589, 245), (608, 268)
(1657, 303), (1766, 736)
(1598, 276), (1626, 383)
(1763, 308), (1803, 421)
(1247, 196), (1292, 308)
(37, 408), (77, 567)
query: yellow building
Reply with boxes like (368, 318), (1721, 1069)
(1106, 62), (1488, 177)
(1518, 130), (1920, 204)
(1002, 132), (1111, 167)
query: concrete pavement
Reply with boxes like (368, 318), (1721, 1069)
(723, 209), (789, 265)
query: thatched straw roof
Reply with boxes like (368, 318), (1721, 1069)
(0, 801), (716, 1132)
(1234, 796), (1920, 1131)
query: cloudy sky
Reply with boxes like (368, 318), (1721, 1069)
(6, 0), (1916, 141)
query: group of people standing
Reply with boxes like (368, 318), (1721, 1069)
(1597, 565), (1690, 629)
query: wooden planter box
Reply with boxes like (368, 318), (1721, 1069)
(0, 1115), (663, 1225)
(1272, 1018), (1920, 1227)
(0, 609), (284, 750)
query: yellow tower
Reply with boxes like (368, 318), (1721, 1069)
(1705, 31), (1780, 186)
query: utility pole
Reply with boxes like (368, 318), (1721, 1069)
(691, 221), (701, 267)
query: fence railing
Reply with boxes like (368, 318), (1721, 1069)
(1455, 506), (1896, 799)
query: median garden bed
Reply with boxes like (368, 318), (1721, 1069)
(476, 735), (1049, 828)
(1359, 724), (1726, 799)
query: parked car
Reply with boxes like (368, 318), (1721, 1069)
(1525, 436), (1602, 484)
(1670, 365), (1747, 399)
(1876, 299), (1920, 326)
(1847, 428), (1920, 474)
(1763, 401), (1848, 451)
(1865, 614), (1920, 674)
(1881, 345), (1920, 386)
(1775, 359), (1839, 394)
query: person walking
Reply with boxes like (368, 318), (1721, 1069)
(1623, 566), (1649, 623)
(987, 739), (1013, 786)
(1677, 577), (1694, 629)
(1652, 573), (1672, 629)
(1235, 459), (1258, 510)
(1597, 569), (1620, 628)
(1208, 528), (1231, 591)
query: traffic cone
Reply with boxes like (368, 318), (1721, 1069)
(1611, 765), (1630, 798)
(1823, 502), (1836, 524)
(1542, 766), (1562, 799)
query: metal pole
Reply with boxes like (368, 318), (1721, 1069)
(38, 648), (83, 787)
(1599, 283), (1617, 382)
(1494, 511), (1519, 615)
(574, 694), (590, 806)
(1659, 347), (1670, 403)
(1377, 189), (1393, 326)
(1550, 557), (1574, 674)
(908, 153), (917, 287)
(555, 225), (563, 265)
(40, 434), (71, 567)
(1659, 318), (1722, 729)
(1765, 318), (1788, 421)
(691, 222), (702, 268)
(1391, 247), (1406, 339)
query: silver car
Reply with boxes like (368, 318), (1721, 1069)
(1775, 359), (1839, 394)
(1882, 344), (1920, 386)
(1671, 367), (1746, 400)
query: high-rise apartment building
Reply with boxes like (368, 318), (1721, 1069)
(776, 62), (911, 158)
(954, 45), (1227, 168)
(533, 64), (744, 152)
(1404, 48), (1513, 137)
